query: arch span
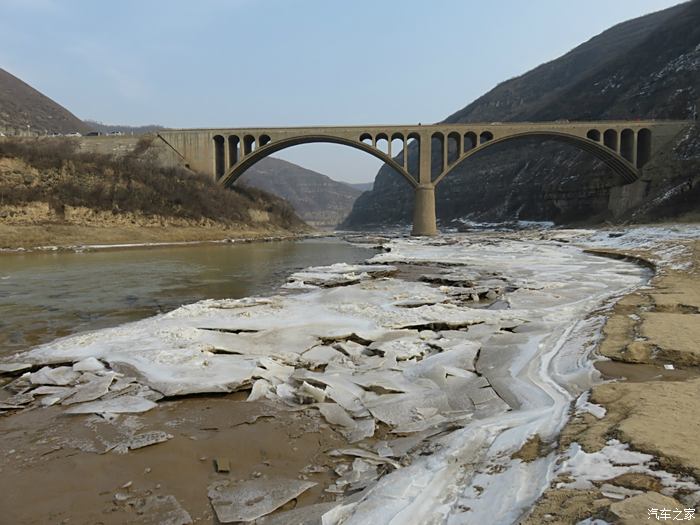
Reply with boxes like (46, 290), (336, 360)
(433, 130), (639, 186)
(219, 135), (418, 188)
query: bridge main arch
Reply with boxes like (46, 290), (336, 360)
(432, 130), (640, 187)
(218, 134), (418, 190)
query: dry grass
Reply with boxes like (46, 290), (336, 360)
(0, 137), (305, 230)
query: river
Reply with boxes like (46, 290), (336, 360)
(0, 238), (373, 358)
(1, 230), (680, 524)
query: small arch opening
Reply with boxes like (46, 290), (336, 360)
(359, 133), (373, 146)
(227, 135), (239, 167)
(390, 133), (404, 162)
(259, 134), (271, 147)
(603, 129), (618, 151)
(431, 132), (445, 180)
(620, 129), (634, 163)
(375, 133), (389, 155)
(243, 135), (256, 155)
(213, 135), (225, 178)
(406, 132), (420, 178)
(587, 129), (601, 142)
(447, 132), (461, 165)
(637, 128), (652, 168)
(464, 132), (477, 152)
(479, 131), (493, 144)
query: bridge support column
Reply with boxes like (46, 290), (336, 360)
(411, 184), (437, 236)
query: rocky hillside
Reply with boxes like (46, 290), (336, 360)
(344, 1), (700, 228)
(0, 68), (92, 136)
(0, 138), (306, 240)
(239, 157), (362, 228)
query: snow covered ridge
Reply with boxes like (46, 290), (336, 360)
(2, 230), (689, 523)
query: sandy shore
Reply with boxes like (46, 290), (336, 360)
(524, 239), (700, 524)
(0, 224), (308, 252)
(0, 201), (312, 251)
(0, 224), (312, 252)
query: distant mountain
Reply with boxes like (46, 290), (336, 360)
(345, 182), (374, 192)
(344, 1), (700, 228)
(0, 68), (92, 136)
(84, 121), (164, 135)
(239, 157), (362, 228)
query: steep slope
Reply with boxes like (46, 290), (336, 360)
(0, 138), (307, 248)
(345, 1), (699, 228)
(0, 68), (92, 135)
(239, 157), (362, 228)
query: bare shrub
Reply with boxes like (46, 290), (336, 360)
(0, 138), (306, 230)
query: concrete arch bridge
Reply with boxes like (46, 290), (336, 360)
(158, 120), (689, 235)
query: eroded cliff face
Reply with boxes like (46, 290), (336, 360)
(344, 1), (700, 229)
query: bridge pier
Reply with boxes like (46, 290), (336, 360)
(411, 184), (438, 236)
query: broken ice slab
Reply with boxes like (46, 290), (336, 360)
(30, 366), (81, 386)
(368, 335), (432, 361)
(340, 418), (376, 443)
(329, 448), (401, 469)
(327, 458), (381, 495)
(298, 381), (327, 404)
(419, 271), (480, 287)
(317, 403), (356, 428)
(129, 494), (192, 525)
(28, 386), (74, 407)
(0, 362), (32, 375)
(62, 373), (115, 405)
(207, 478), (317, 523)
(348, 370), (422, 394)
(5, 390), (36, 406)
(364, 390), (451, 429)
(72, 357), (106, 373)
(0, 402), (26, 411)
(255, 502), (337, 525)
(299, 345), (345, 367)
(64, 395), (158, 414)
(128, 431), (173, 450)
(196, 327), (320, 358)
(292, 370), (368, 415)
(287, 264), (397, 288)
(247, 378), (271, 401)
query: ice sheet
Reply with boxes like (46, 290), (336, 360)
(8, 230), (674, 523)
(208, 478), (317, 523)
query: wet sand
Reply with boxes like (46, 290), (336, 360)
(0, 393), (346, 524)
(0, 223), (307, 252)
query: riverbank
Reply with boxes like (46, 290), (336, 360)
(524, 236), (700, 524)
(0, 202), (312, 252)
(0, 143), (309, 251)
(0, 222), (311, 252)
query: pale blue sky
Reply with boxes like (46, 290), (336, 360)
(0, 0), (684, 182)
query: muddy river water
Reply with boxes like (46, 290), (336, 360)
(0, 238), (373, 357)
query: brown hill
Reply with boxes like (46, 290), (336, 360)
(0, 68), (92, 136)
